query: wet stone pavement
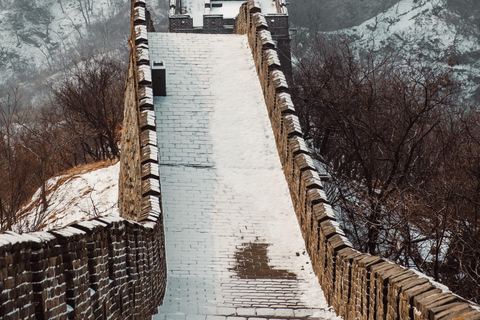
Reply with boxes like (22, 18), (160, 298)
(149, 33), (340, 320)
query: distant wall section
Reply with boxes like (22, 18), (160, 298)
(168, 0), (292, 81)
(234, 2), (480, 320)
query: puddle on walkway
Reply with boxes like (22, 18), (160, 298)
(230, 242), (297, 280)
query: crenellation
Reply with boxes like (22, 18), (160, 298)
(283, 114), (303, 137)
(301, 169), (323, 189)
(277, 92), (295, 113)
(140, 128), (158, 147)
(134, 0), (147, 8)
(140, 109), (156, 130)
(136, 46), (150, 66)
(134, 6), (147, 25)
(135, 25), (149, 44)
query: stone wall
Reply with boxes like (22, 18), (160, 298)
(234, 2), (480, 319)
(0, 1), (166, 319)
(119, 0), (161, 223)
(0, 217), (165, 320)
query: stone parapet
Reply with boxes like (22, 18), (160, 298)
(235, 1), (480, 319)
(0, 216), (165, 319)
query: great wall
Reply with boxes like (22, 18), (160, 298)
(0, 0), (480, 319)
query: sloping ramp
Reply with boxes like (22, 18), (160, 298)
(149, 33), (340, 320)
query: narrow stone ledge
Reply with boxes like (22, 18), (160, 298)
(50, 226), (87, 243)
(96, 214), (125, 226)
(72, 220), (108, 233)
(30, 231), (58, 248)
(0, 232), (28, 248)
(139, 220), (157, 229)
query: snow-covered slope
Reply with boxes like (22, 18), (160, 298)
(0, 0), (127, 89)
(291, 0), (480, 101)
(0, 0), (167, 102)
(13, 161), (120, 233)
(339, 0), (480, 97)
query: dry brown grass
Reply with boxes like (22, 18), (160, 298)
(61, 159), (119, 176)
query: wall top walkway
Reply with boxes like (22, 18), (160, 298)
(148, 32), (341, 319)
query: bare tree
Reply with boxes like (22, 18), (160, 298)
(293, 35), (480, 302)
(0, 88), (36, 231)
(51, 55), (125, 162)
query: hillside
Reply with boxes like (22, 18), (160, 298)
(13, 161), (120, 233)
(290, 0), (480, 101)
(0, 0), (167, 103)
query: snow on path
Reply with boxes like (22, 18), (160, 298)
(150, 32), (341, 318)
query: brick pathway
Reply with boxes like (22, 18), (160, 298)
(149, 33), (340, 320)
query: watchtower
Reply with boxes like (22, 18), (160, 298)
(168, 0), (292, 81)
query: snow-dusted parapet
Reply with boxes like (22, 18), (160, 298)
(119, 0), (162, 224)
(0, 214), (166, 319)
(234, 1), (480, 319)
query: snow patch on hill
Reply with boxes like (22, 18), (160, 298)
(0, 0), (130, 96)
(326, 0), (480, 99)
(13, 161), (120, 233)
(343, 0), (479, 55)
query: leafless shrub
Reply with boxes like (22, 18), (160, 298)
(293, 35), (479, 302)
